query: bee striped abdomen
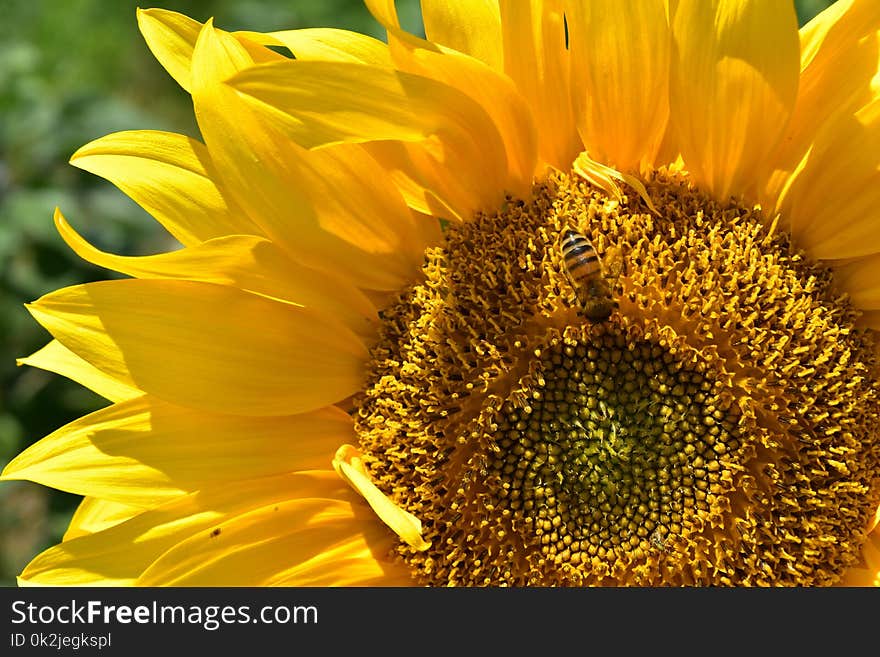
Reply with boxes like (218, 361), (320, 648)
(560, 229), (616, 321)
(561, 230), (602, 283)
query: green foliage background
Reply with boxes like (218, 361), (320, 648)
(0, 0), (835, 586)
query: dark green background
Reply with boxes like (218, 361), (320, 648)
(0, 0), (835, 586)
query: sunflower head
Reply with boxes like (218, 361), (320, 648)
(3, 0), (880, 587)
(354, 168), (880, 586)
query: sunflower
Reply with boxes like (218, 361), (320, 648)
(3, 0), (880, 587)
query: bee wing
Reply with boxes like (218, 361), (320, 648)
(603, 246), (624, 279)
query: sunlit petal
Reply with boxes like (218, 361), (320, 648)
(70, 131), (258, 246)
(18, 340), (140, 403)
(670, 0), (800, 200)
(567, 0), (670, 172)
(27, 279), (368, 416)
(56, 209), (379, 340)
(2, 396), (353, 506)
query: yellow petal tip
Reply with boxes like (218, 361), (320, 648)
(573, 152), (659, 216)
(333, 444), (430, 551)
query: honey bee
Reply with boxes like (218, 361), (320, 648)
(560, 229), (620, 320)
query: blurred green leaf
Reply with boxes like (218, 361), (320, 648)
(796, 0), (837, 26)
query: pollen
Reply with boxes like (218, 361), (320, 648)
(353, 169), (880, 586)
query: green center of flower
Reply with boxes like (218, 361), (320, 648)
(354, 168), (880, 586)
(491, 326), (741, 567)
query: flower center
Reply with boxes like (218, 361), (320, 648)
(353, 169), (880, 586)
(492, 325), (740, 572)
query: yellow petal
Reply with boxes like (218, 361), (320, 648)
(831, 254), (880, 310)
(137, 8), (202, 92)
(1, 396), (353, 506)
(567, 0), (671, 172)
(26, 279), (368, 416)
(17, 340), (140, 403)
(362, 0), (538, 215)
(18, 472), (360, 585)
(137, 495), (412, 586)
(242, 20), (446, 238)
(271, 143), (429, 285)
(229, 53), (519, 216)
(55, 209), (379, 341)
(778, 0), (880, 177)
(762, 0), (880, 240)
(775, 99), (880, 259)
(363, 0), (401, 29)
(421, 0), (503, 70)
(232, 56), (486, 148)
(64, 498), (146, 541)
(265, 28), (393, 66)
(333, 444), (430, 551)
(231, 58), (514, 220)
(573, 152), (660, 216)
(363, 141), (477, 222)
(139, 15), (423, 284)
(856, 309), (880, 331)
(497, 0), (580, 171)
(192, 23), (427, 290)
(797, 0), (880, 136)
(136, 8), (284, 92)
(69, 131), (258, 247)
(670, 0), (800, 200)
